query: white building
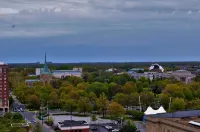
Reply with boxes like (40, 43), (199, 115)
(52, 69), (82, 78)
(35, 68), (41, 76)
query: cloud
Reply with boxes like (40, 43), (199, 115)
(0, 0), (200, 37)
(0, 8), (19, 15)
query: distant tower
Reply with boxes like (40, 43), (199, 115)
(40, 53), (52, 85)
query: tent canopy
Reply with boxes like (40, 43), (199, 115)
(144, 106), (166, 115)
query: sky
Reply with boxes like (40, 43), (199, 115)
(1, 0), (200, 63)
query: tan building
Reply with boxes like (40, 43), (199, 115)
(171, 70), (195, 84)
(146, 110), (200, 132)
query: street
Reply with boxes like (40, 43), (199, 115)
(11, 93), (54, 132)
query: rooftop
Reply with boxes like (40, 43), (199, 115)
(58, 120), (88, 127)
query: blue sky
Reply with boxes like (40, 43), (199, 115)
(0, 0), (200, 63)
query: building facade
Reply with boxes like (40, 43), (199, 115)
(146, 110), (200, 132)
(0, 61), (9, 112)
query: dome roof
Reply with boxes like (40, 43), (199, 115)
(149, 63), (164, 72)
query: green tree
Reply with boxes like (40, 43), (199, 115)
(49, 91), (59, 108)
(12, 113), (23, 121)
(108, 102), (125, 119)
(122, 82), (137, 94)
(61, 95), (77, 115)
(86, 82), (109, 97)
(67, 76), (84, 86)
(158, 94), (170, 109)
(96, 93), (109, 117)
(16, 128), (26, 132)
(33, 122), (43, 132)
(77, 82), (89, 90)
(78, 97), (91, 115)
(129, 93), (139, 109)
(171, 98), (185, 111)
(119, 121), (137, 132)
(28, 95), (40, 109)
(140, 92), (154, 107)
(114, 93), (129, 109)
(108, 82), (122, 99)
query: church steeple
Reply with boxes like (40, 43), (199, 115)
(42, 52), (50, 74)
(40, 52), (52, 85)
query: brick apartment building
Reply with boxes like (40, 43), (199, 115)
(0, 61), (9, 113)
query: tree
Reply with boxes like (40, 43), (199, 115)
(108, 82), (122, 99)
(16, 128), (26, 132)
(183, 88), (193, 100)
(171, 98), (185, 111)
(108, 102), (125, 119)
(77, 82), (89, 90)
(12, 113), (23, 121)
(158, 94), (170, 109)
(119, 121), (137, 132)
(114, 93), (129, 109)
(49, 91), (59, 108)
(78, 97), (91, 115)
(33, 122), (43, 132)
(128, 93), (139, 109)
(86, 82), (109, 97)
(140, 92), (154, 108)
(82, 72), (93, 82)
(67, 76), (84, 86)
(122, 82), (137, 94)
(96, 93), (109, 117)
(28, 95), (40, 109)
(61, 96), (77, 115)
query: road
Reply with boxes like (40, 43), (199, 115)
(135, 121), (146, 132)
(11, 93), (54, 132)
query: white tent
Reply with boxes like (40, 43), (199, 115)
(144, 106), (157, 115)
(156, 106), (166, 114)
(144, 106), (166, 115)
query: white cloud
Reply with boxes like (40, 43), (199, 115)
(0, 8), (19, 15)
(0, 0), (200, 37)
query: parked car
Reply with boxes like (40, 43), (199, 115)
(27, 121), (31, 124)
(90, 126), (98, 131)
(112, 129), (119, 132)
(104, 125), (113, 130)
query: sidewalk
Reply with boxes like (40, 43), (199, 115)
(33, 115), (55, 132)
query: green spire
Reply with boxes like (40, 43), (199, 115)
(42, 52), (50, 74)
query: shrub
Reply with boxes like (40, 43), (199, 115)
(126, 110), (144, 121)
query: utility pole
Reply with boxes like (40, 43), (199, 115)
(47, 101), (49, 124)
(169, 97), (172, 110)
(139, 95), (142, 112)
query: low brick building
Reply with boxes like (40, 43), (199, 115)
(58, 120), (89, 132)
(146, 110), (200, 132)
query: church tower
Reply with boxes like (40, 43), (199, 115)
(40, 53), (52, 85)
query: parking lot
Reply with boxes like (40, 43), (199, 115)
(90, 123), (120, 132)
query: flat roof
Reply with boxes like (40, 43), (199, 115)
(58, 120), (88, 127)
(164, 117), (200, 129)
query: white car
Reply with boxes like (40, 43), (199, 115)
(27, 121), (31, 124)
(104, 125), (113, 130)
(112, 129), (119, 132)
